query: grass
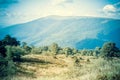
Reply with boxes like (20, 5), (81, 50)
(1, 54), (120, 80)
(66, 57), (120, 80)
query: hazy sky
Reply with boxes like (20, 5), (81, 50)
(0, 0), (120, 27)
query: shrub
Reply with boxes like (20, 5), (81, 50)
(0, 57), (16, 77)
(93, 47), (101, 56)
(86, 50), (94, 56)
(72, 48), (78, 54)
(31, 47), (42, 54)
(22, 42), (32, 53)
(31, 46), (49, 54)
(5, 46), (25, 61)
(42, 46), (49, 51)
(100, 42), (120, 58)
(58, 49), (65, 54)
(81, 49), (88, 56)
(63, 47), (73, 57)
(49, 43), (59, 55)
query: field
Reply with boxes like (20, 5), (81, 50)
(2, 54), (120, 80)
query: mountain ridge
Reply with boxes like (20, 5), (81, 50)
(2, 15), (120, 29)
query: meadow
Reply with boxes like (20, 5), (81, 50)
(0, 35), (120, 80)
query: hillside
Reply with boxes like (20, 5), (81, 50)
(0, 16), (120, 49)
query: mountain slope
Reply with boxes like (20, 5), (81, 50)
(0, 16), (120, 49)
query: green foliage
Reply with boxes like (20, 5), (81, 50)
(2, 35), (20, 46)
(72, 48), (78, 54)
(0, 35), (28, 78)
(5, 46), (26, 61)
(58, 48), (65, 54)
(31, 47), (42, 54)
(63, 47), (73, 57)
(0, 57), (16, 77)
(49, 43), (59, 55)
(100, 42), (120, 58)
(31, 46), (49, 54)
(0, 35), (20, 58)
(42, 46), (49, 51)
(87, 50), (93, 56)
(0, 41), (6, 57)
(0, 35), (21, 77)
(22, 42), (32, 53)
(92, 47), (101, 57)
(81, 49), (88, 56)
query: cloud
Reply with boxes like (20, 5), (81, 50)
(102, 2), (120, 18)
(2, 0), (119, 26)
(103, 5), (116, 13)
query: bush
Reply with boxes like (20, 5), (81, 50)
(0, 57), (16, 77)
(100, 42), (120, 58)
(22, 42), (31, 53)
(49, 43), (59, 55)
(31, 47), (42, 54)
(81, 49), (88, 56)
(5, 46), (26, 61)
(86, 50), (94, 56)
(63, 47), (73, 57)
(31, 46), (49, 54)
(58, 49), (65, 54)
(42, 46), (49, 51)
(72, 48), (78, 54)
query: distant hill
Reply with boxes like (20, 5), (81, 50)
(0, 16), (120, 49)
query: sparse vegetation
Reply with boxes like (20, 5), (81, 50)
(0, 35), (120, 80)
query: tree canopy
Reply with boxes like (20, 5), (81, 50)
(0, 35), (20, 57)
(1, 35), (20, 46)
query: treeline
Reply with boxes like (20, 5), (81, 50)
(30, 40), (120, 58)
(0, 35), (120, 77)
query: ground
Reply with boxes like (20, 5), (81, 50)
(2, 54), (120, 80)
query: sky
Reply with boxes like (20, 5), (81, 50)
(0, 0), (120, 27)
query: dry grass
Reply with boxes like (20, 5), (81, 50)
(2, 54), (120, 80)
(66, 57), (120, 80)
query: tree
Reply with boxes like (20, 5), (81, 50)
(0, 41), (6, 57)
(100, 42), (120, 58)
(0, 35), (20, 57)
(2, 35), (20, 46)
(0, 35), (22, 77)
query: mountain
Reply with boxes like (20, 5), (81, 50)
(0, 16), (120, 49)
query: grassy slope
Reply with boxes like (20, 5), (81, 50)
(3, 54), (120, 80)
